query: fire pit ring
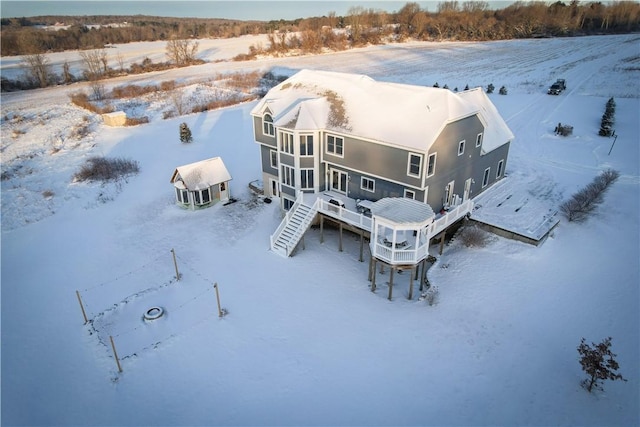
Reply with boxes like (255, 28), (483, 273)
(143, 306), (165, 321)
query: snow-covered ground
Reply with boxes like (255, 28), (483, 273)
(1, 34), (639, 426)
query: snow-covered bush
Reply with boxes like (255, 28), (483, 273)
(559, 169), (620, 222)
(421, 286), (439, 306)
(499, 85), (508, 95)
(486, 83), (495, 93)
(73, 156), (140, 182)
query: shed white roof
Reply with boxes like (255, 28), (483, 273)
(371, 198), (435, 225)
(170, 157), (232, 191)
(252, 69), (513, 153)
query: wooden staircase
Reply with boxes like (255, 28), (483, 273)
(270, 197), (318, 257)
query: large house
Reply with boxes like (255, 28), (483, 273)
(251, 69), (514, 258)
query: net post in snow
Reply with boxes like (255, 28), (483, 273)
(109, 335), (123, 373)
(171, 248), (180, 281)
(213, 282), (224, 317)
(76, 290), (88, 324)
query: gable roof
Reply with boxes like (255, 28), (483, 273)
(251, 69), (513, 153)
(170, 157), (232, 191)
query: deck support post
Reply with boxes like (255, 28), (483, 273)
(339, 223), (343, 252)
(371, 258), (377, 292)
(359, 231), (364, 262)
(439, 232), (445, 255)
(408, 267), (414, 300)
(320, 215), (324, 243)
(388, 268), (394, 300)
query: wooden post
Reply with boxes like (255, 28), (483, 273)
(408, 267), (414, 300)
(214, 282), (223, 317)
(359, 231), (364, 262)
(439, 232), (445, 255)
(388, 268), (394, 300)
(371, 258), (377, 292)
(109, 335), (123, 373)
(301, 235), (305, 251)
(76, 290), (88, 324)
(171, 248), (180, 281)
(419, 260), (426, 292)
(320, 215), (324, 243)
(339, 223), (343, 252)
(368, 254), (374, 281)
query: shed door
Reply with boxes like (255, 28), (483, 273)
(219, 182), (229, 202)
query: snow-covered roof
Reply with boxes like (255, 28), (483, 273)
(252, 69), (513, 152)
(170, 157), (232, 191)
(457, 88), (515, 153)
(371, 197), (435, 225)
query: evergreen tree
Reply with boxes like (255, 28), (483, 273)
(486, 83), (495, 93)
(179, 122), (192, 143)
(577, 337), (626, 392)
(499, 85), (508, 95)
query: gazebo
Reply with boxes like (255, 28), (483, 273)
(368, 198), (436, 300)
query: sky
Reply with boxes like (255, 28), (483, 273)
(0, 0), (511, 21)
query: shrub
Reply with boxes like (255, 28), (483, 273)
(499, 85), (508, 95)
(73, 156), (140, 182)
(559, 169), (620, 222)
(423, 286), (439, 306)
(457, 225), (492, 248)
(69, 92), (114, 114)
(578, 337), (626, 392)
(486, 83), (495, 93)
(125, 116), (149, 126)
(179, 122), (192, 143)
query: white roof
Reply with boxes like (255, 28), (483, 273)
(170, 157), (231, 191)
(371, 198), (435, 225)
(252, 69), (513, 153)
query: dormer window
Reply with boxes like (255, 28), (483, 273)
(263, 113), (274, 136)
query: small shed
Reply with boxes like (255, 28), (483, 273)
(102, 111), (127, 126)
(170, 157), (232, 210)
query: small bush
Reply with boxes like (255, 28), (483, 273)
(420, 286), (439, 306)
(70, 92), (113, 114)
(125, 116), (149, 126)
(578, 337), (626, 392)
(457, 225), (492, 248)
(111, 84), (159, 99)
(42, 190), (54, 198)
(499, 85), (508, 95)
(73, 156), (140, 182)
(560, 169), (620, 222)
(486, 83), (495, 93)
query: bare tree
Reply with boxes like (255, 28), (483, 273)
(22, 53), (51, 88)
(166, 38), (199, 66)
(62, 60), (74, 84)
(79, 49), (108, 80)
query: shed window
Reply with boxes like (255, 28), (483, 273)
(263, 113), (274, 136)
(176, 188), (189, 204)
(194, 188), (211, 205)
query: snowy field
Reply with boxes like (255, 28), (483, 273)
(1, 34), (639, 426)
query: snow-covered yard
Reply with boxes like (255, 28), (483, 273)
(1, 34), (639, 426)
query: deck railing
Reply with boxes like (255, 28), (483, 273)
(316, 198), (372, 232)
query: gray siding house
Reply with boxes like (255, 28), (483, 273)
(251, 69), (513, 214)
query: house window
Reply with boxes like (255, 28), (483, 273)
(175, 188), (189, 204)
(300, 169), (314, 189)
(404, 189), (416, 199)
(458, 140), (465, 156)
(427, 153), (436, 177)
(281, 165), (295, 188)
(270, 149), (277, 168)
(476, 133), (483, 147)
(263, 113), (274, 136)
(407, 153), (422, 177)
(300, 135), (314, 156)
(279, 131), (294, 155)
(496, 159), (504, 178)
(361, 177), (375, 193)
(482, 167), (491, 188)
(326, 135), (344, 157)
(194, 188), (211, 205)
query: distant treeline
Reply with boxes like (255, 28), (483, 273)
(2, 1), (640, 56)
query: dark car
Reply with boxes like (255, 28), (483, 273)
(548, 79), (566, 95)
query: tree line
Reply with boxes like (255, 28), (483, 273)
(3, 1), (640, 56)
